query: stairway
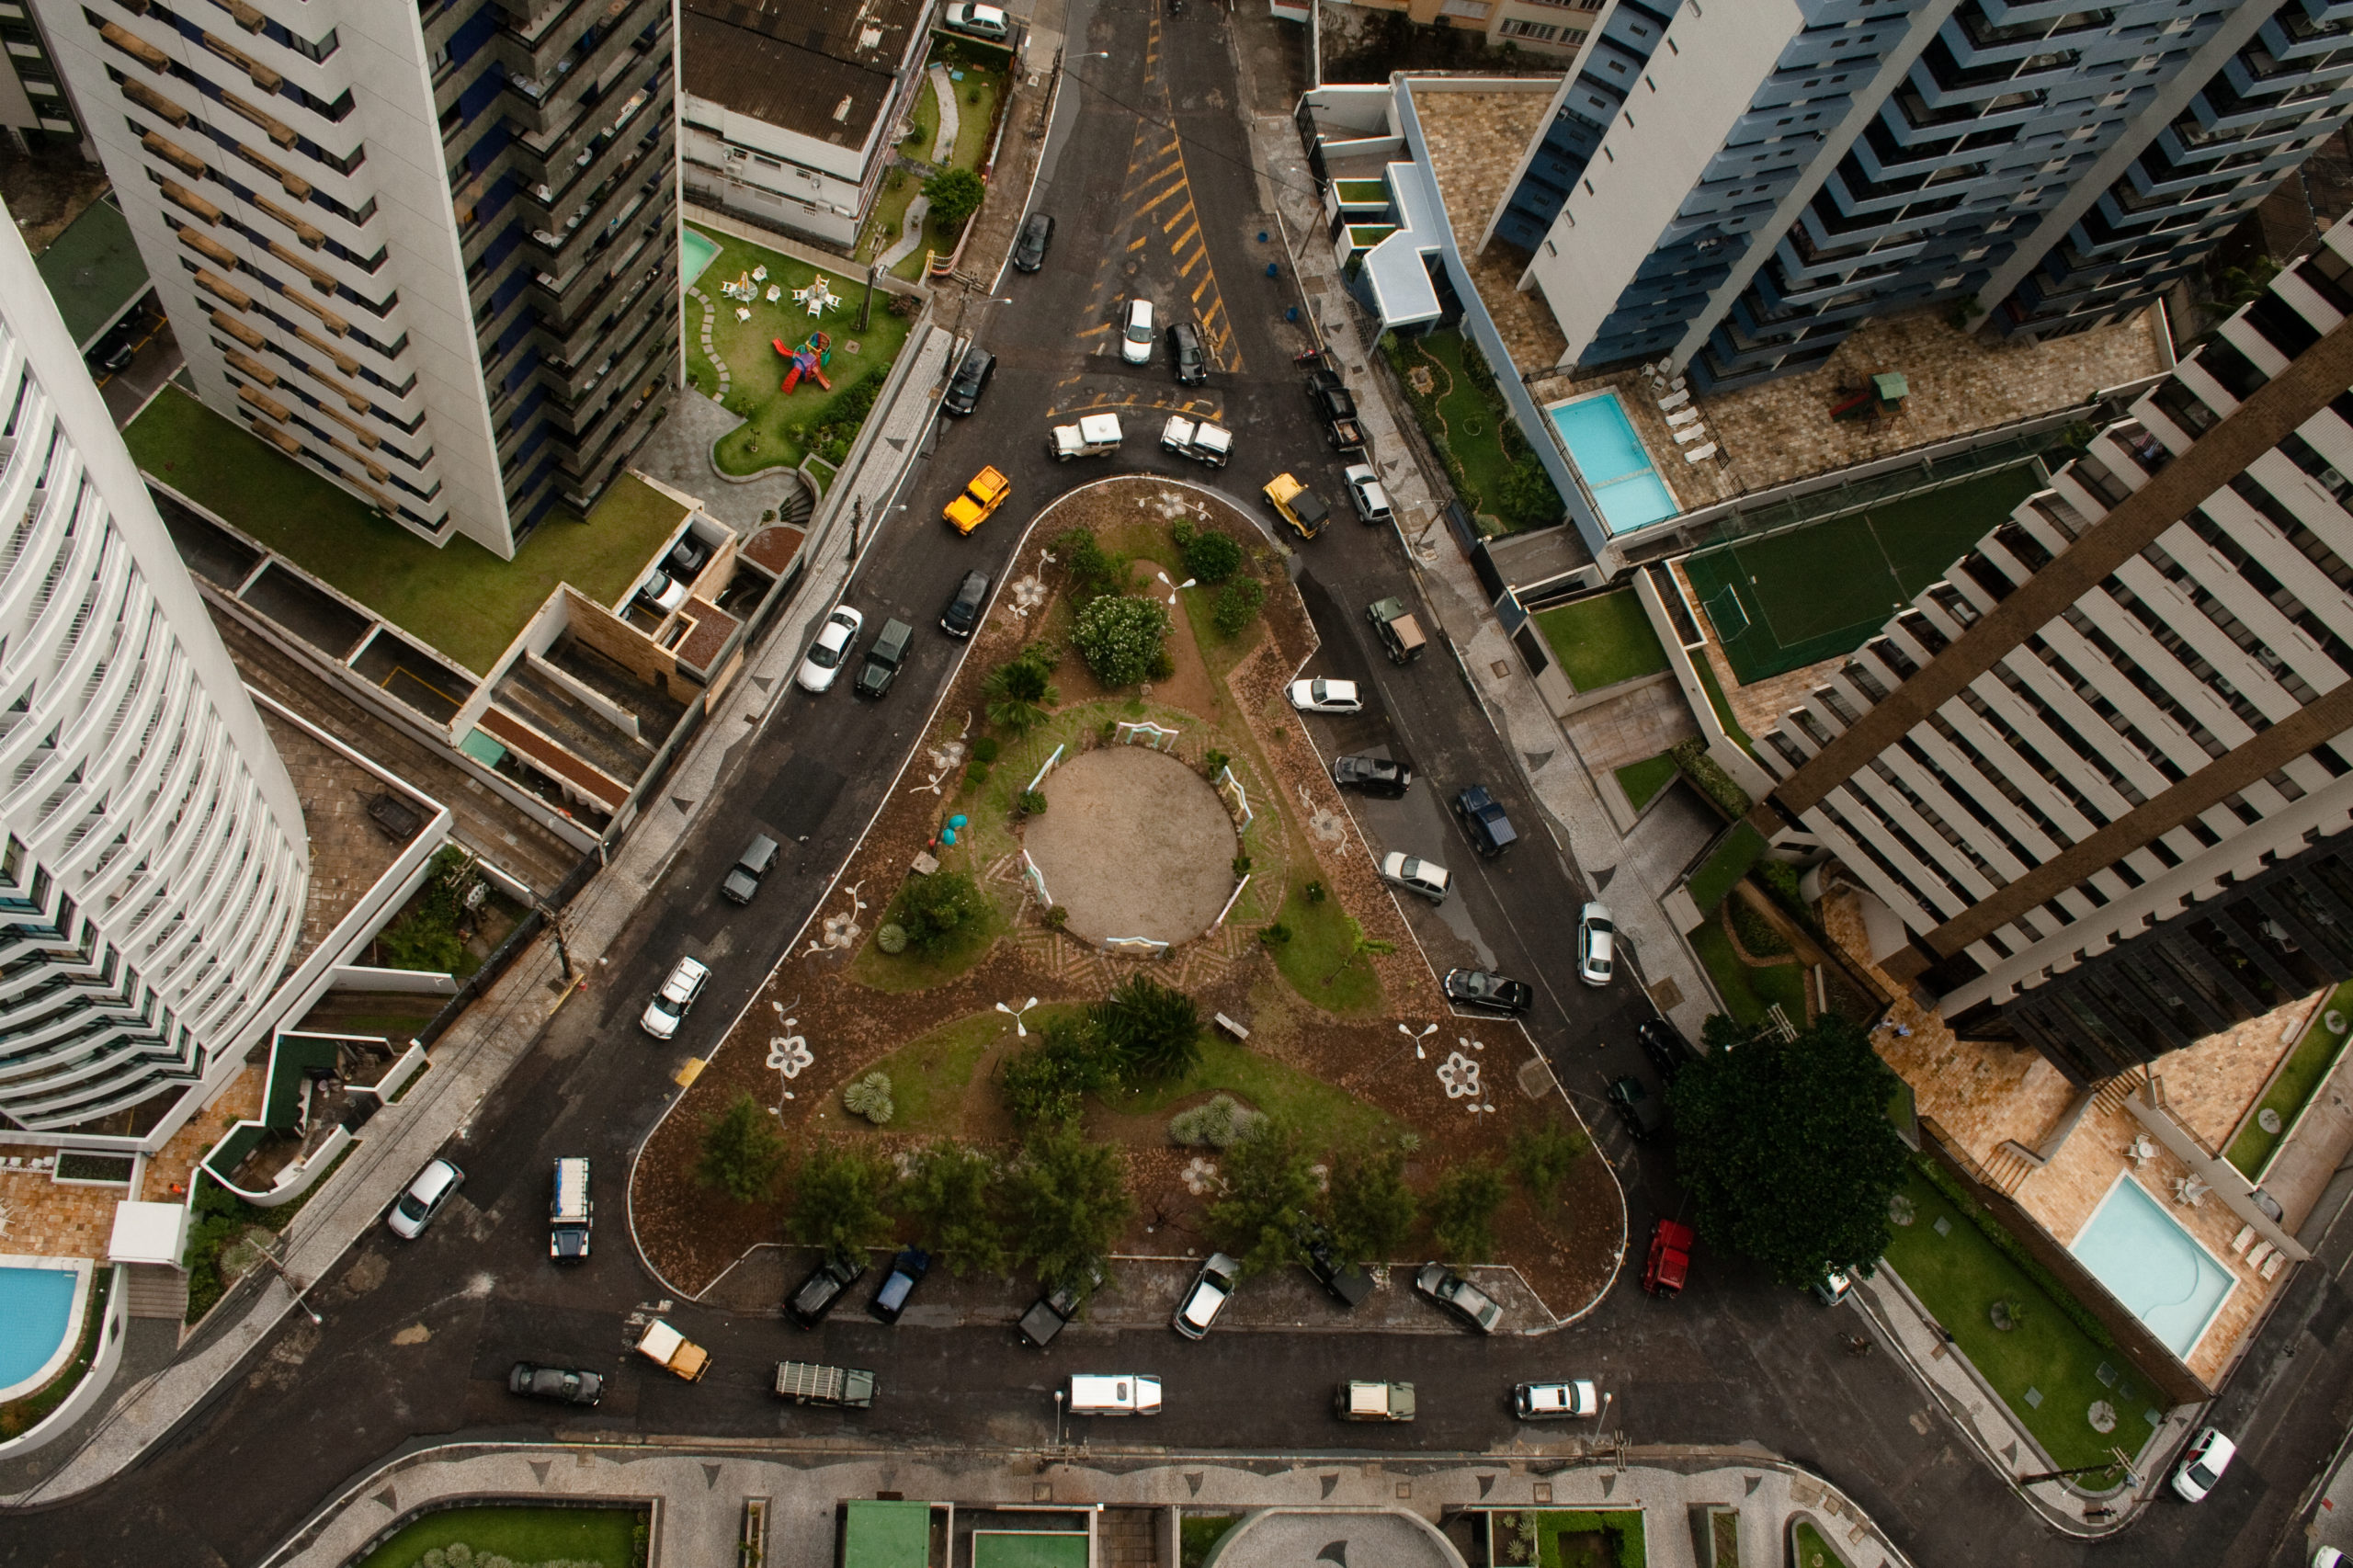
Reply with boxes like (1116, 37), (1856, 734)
(1981, 1144), (2037, 1197)
(774, 472), (813, 528)
(123, 1262), (189, 1321)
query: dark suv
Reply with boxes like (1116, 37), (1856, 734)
(1295, 1220), (1371, 1308)
(1637, 1017), (1697, 1083)
(1167, 321), (1208, 385)
(1453, 784), (1518, 858)
(1606, 1076), (1666, 1142)
(940, 569), (991, 639)
(942, 347), (995, 415)
(856, 618), (913, 699)
(1012, 210), (1055, 272)
(785, 1252), (867, 1329)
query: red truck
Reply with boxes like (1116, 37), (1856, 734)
(1643, 1219), (1694, 1296)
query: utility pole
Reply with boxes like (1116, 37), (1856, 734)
(1030, 48), (1063, 137)
(540, 904), (574, 982)
(848, 496), (863, 564)
(259, 1238), (322, 1325)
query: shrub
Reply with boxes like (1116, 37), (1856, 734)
(1499, 458), (1563, 530)
(899, 1142), (1004, 1275)
(1210, 1115), (1322, 1274)
(1202, 749), (1229, 776)
(1168, 1093), (1264, 1148)
(374, 846), (480, 973)
(1429, 1159), (1509, 1262)
(1017, 790), (1048, 816)
(1095, 972), (1201, 1082)
(697, 1093), (786, 1203)
(1211, 577), (1264, 640)
(1326, 1143), (1415, 1262)
(1509, 1121), (1590, 1210)
(876, 923), (908, 954)
(888, 869), (991, 953)
(1044, 903), (1069, 929)
(1305, 881), (1326, 904)
(923, 166), (986, 230)
(1259, 922), (1291, 947)
(1053, 527), (1129, 598)
(1000, 1015), (1121, 1128)
(1181, 528), (1244, 584)
(844, 1071), (895, 1124)
(1727, 895), (1790, 957)
(984, 649), (1058, 733)
(1669, 737), (1753, 818)
(886, 291), (922, 320)
(789, 1142), (893, 1260)
(1072, 594), (1171, 688)
(972, 736), (1002, 764)
(1232, 855), (1252, 877)
(1148, 647), (1176, 682)
(965, 761), (992, 789)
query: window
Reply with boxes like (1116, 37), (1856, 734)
(1499, 18), (1559, 40)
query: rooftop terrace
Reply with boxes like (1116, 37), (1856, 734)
(1412, 88), (1566, 369)
(34, 194), (147, 351)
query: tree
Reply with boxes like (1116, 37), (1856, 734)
(1428, 1159), (1508, 1263)
(898, 1142), (1005, 1276)
(1498, 458), (1563, 530)
(1508, 1120), (1590, 1210)
(999, 1014), (1121, 1129)
(1071, 594), (1170, 689)
(887, 869), (991, 953)
(1210, 576), (1263, 640)
(1208, 1116), (1319, 1274)
(696, 1092), (786, 1203)
(1052, 526), (1127, 598)
(1667, 1014), (1911, 1285)
(1179, 528), (1244, 585)
(1094, 972), (1200, 1082)
(923, 166), (986, 231)
(1007, 1121), (1133, 1294)
(983, 650), (1058, 735)
(788, 1142), (895, 1260)
(1327, 1142), (1416, 1262)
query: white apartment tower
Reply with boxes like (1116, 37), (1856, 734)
(0, 202), (310, 1136)
(37, 0), (681, 557)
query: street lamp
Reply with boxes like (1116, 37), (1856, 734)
(1052, 1388), (1065, 1449)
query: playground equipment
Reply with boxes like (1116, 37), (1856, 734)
(1830, 370), (1908, 423)
(773, 331), (834, 394)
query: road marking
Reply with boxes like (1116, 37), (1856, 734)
(1133, 178), (1189, 218)
(1076, 323), (1110, 336)
(1163, 208), (1196, 238)
(673, 1058), (706, 1088)
(1189, 270), (1211, 299)
(1128, 235), (1150, 252)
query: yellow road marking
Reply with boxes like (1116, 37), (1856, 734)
(1190, 271), (1211, 300)
(1178, 246), (1207, 279)
(1132, 177), (1188, 218)
(1128, 235), (1149, 251)
(1077, 324), (1110, 336)
(1199, 297), (1226, 330)
(674, 1058), (705, 1088)
(1163, 206), (1196, 236)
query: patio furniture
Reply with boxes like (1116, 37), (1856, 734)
(2231, 1223), (2256, 1255)
(2175, 1174), (2210, 1207)
(2262, 1251), (2286, 1279)
(2125, 1135), (2157, 1165)
(1674, 423), (1711, 443)
(2247, 1240), (2274, 1269)
(1657, 389), (1691, 412)
(1665, 406), (1701, 427)
(1683, 442), (1718, 463)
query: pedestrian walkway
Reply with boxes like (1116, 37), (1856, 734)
(929, 63), (961, 164)
(878, 193), (932, 273)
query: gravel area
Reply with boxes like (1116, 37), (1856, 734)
(1023, 745), (1237, 945)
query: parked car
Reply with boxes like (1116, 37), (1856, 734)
(1120, 297), (1155, 365)
(1167, 320), (1208, 385)
(637, 571), (688, 616)
(942, 347), (995, 415)
(1305, 367), (1366, 449)
(548, 1155), (592, 1260)
(796, 606), (864, 693)
(1643, 1218), (1693, 1296)
(1173, 1252), (1239, 1339)
(1262, 472), (1329, 539)
(1332, 754), (1412, 797)
(1296, 1221), (1371, 1309)
(1578, 902), (1617, 986)
(1453, 784), (1518, 858)
(2172, 1426), (2236, 1503)
(89, 328), (137, 375)
(940, 568), (992, 639)
(1158, 414), (1233, 467)
(775, 1360), (877, 1407)
(1344, 463), (1392, 526)
(665, 533), (712, 581)
(1443, 969), (1533, 1015)
(721, 834), (780, 904)
(1606, 1075), (1665, 1142)
(1337, 1380), (1415, 1421)
(640, 955), (711, 1040)
(1379, 851), (1450, 903)
(1050, 412), (1124, 460)
(1367, 597), (1426, 665)
(785, 1252), (868, 1329)
(943, 1), (1009, 40)
(1514, 1380), (1599, 1420)
(387, 1157), (464, 1239)
(1414, 1262), (1503, 1333)
(1637, 1016), (1696, 1082)
(1287, 677), (1361, 714)
(1012, 211), (1055, 272)
(943, 466), (1012, 535)
(1017, 1263), (1105, 1348)
(508, 1361), (604, 1405)
(867, 1247), (932, 1324)
(635, 1318), (710, 1381)
(856, 619), (915, 699)
(1069, 1373), (1162, 1415)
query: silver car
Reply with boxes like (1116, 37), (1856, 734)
(1380, 851), (1450, 903)
(1515, 1379), (1600, 1419)
(641, 955), (711, 1040)
(387, 1157), (463, 1239)
(1120, 298), (1155, 365)
(1173, 1252), (1239, 1339)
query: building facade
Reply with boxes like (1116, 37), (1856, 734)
(1500, 0), (2353, 392)
(1752, 213), (2353, 1085)
(0, 200), (310, 1136)
(36, 0), (681, 557)
(0, 0), (92, 153)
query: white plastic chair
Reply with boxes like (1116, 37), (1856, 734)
(1674, 423), (1711, 444)
(1683, 442), (1718, 463)
(1665, 406), (1701, 427)
(1657, 389), (1692, 413)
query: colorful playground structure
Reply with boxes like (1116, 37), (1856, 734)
(774, 331), (833, 394)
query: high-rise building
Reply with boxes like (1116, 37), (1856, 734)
(1495, 0), (2353, 392)
(0, 0), (92, 154)
(1751, 212), (2353, 1085)
(37, 0), (681, 557)
(0, 200), (311, 1134)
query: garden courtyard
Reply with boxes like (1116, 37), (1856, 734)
(629, 478), (1624, 1319)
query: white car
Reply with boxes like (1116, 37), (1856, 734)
(796, 606), (864, 693)
(943, 1), (1009, 40)
(1173, 1252), (1239, 1340)
(1343, 463), (1392, 526)
(2171, 1426), (2235, 1503)
(1120, 298), (1155, 365)
(641, 955), (712, 1040)
(2316, 1549), (2347, 1568)
(1514, 1380), (1600, 1420)
(638, 571), (688, 616)
(387, 1158), (464, 1240)
(1578, 902), (1616, 986)
(1287, 677), (1362, 714)
(1380, 851), (1450, 903)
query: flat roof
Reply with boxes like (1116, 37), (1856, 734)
(681, 0), (925, 145)
(843, 1500), (932, 1568)
(36, 195), (149, 350)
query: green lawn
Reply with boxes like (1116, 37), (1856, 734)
(2227, 977), (2353, 1176)
(1179, 1517), (1237, 1568)
(1268, 875), (1386, 1017)
(1394, 329), (1517, 526)
(1526, 1509), (1643, 1568)
(846, 859), (1011, 994)
(1614, 752), (1678, 812)
(1688, 918), (1807, 1028)
(870, 45), (1008, 278)
(124, 387), (687, 676)
(1102, 1031), (1398, 1146)
(1691, 654), (1756, 754)
(847, 1005), (1082, 1135)
(1532, 590), (1670, 692)
(1790, 1519), (1851, 1568)
(1686, 825), (1768, 914)
(1882, 1166), (2145, 1471)
(353, 1505), (645, 1568)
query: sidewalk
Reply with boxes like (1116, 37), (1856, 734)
(0, 322), (961, 1510)
(262, 1441), (1922, 1568)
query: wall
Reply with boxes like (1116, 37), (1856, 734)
(0, 1265), (129, 1464)
(561, 585), (683, 687)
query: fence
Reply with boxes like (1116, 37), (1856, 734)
(1116, 720), (1181, 751)
(409, 845), (600, 1051)
(1215, 764), (1254, 831)
(1027, 743), (1065, 795)
(1103, 936), (1171, 957)
(1213, 874), (1252, 929)
(1021, 848), (1053, 909)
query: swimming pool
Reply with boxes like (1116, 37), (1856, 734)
(0, 1260), (87, 1402)
(2068, 1175), (2234, 1359)
(681, 225), (720, 289)
(1547, 391), (1680, 536)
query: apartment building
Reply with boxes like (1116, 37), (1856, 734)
(1497, 0), (2353, 392)
(0, 199), (311, 1136)
(1751, 213), (2353, 1086)
(677, 0), (933, 251)
(0, 0), (91, 153)
(36, 0), (681, 557)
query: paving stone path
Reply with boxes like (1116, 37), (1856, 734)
(927, 62), (961, 164)
(685, 284), (732, 402)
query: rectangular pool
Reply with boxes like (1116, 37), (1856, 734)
(1547, 391), (1679, 535)
(681, 225), (719, 289)
(2068, 1174), (2234, 1359)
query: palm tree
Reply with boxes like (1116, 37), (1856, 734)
(984, 653), (1058, 735)
(1094, 973), (1201, 1083)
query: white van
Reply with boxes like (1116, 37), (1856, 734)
(1067, 1373), (1162, 1415)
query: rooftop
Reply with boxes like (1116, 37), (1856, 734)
(256, 705), (418, 965)
(1412, 85), (1568, 370)
(34, 194), (147, 350)
(680, 0), (925, 145)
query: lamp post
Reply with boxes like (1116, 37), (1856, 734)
(1052, 1388), (1064, 1449)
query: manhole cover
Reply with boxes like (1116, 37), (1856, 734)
(1490, 659), (1511, 678)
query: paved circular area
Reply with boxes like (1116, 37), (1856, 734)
(1022, 744), (1237, 945)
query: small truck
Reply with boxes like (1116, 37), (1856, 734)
(1643, 1218), (1694, 1297)
(1306, 367), (1367, 450)
(1336, 1380), (1415, 1422)
(943, 465), (1011, 535)
(634, 1318), (710, 1381)
(1159, 415), (1233, 468)
(773, 1359), (878, 1408)
(1048, 412), (1124, 461)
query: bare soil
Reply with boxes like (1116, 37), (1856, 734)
(0, 150), (108, 254)
(1023, 744), (1236, 944)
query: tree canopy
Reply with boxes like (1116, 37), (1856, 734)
(923, 166), (986, 230)
(1665, 1013), (1911, 1285)
(898, 1142), (1005, 1275)
(788, 1142), (894, 1261)
(695, 1092), (785, 1203)
(1095, 972), (1200, 1082)
(1208, 1115), (1319, 1275)
(1007, 1121), (1133, 1293)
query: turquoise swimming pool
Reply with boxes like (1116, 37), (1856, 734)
(0, 1263), (81, 1399)
(2069, 1175), (2234, 1359)
(1547, 391), (1679, 535)
(681, 225), (720, 289)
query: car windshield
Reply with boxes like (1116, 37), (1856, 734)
(397, 1190), (431, 1219)
(648, 996), (681, 1020)
(1590, 916), (1615, 934)
(809, 642), (840, 668)
(1127, 319), (1151, 343)
(2187, 1460), (2220, 1487)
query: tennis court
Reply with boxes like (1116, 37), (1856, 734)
(1678, 463), (2046, 684)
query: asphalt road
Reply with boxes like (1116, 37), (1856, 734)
(8, 6), (2353, 1568)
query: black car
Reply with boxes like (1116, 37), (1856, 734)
(1637, 1016), (1697, 1083)
(1012, 210), (1055, 272)
(1453, 784), (1518, 858)
(942, 347), (995, 415)
(867, 1247), (932, 1324)
(785, 1252), (867, 1329)
(940, 568), (991, 639)
(507, 1361), (604, 1405)
(1167, 321), (1208, 386)
(1606, 1075), (1666, 1142)
(1295, 1221), (1372, 1309)
(1443, 969), (1534, 1015)
(89, 330), (136, 375)
(1332, 754), (1413, 797)
(1017, 1261), (1105, 1348)
(665, 533), (712, 581)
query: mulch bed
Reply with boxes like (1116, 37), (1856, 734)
(631, 477), (1622, 1320)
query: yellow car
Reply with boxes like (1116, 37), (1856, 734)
(1263, 472), (1329, 540)
(944, 466), (1012, 535)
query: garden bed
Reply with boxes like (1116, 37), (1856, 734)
(353, 1505), (649, 1568)
(1381, 329), (1557, 534)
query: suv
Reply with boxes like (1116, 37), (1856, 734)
(1453, 785), (1518, 858)
(1337, 1380), (1415, 1421)
(1414, 1262), (1503, 1334)
(1167, 321), (1208, 385)
(1379, 851), (1449, 903)
(1263, 472), (1329, 540)
(785, 1252), (867, 1329)
(1367, 597), (1427, 665)
(640, 955), (711, 1040)
(868, 1247), (932, 1324)
(1173, 1252), (1239, 1339)
(940, 569), (991, 639)
(856, 619), (914, 698)
(1638, 1017), (1697, 1083)
(1344, 464), (1392, 526)
(942, 347), (995, 415)
(1332, 755), (1412, 797)
(1017, 1262), (1105, 1348)
(943, 466), (1012, 535)
(1606, 1076), (1665, 1142)
(387, 1157), (464, 1239)
(1013, 211), (1055, 272)
(1296, 1221), (1372, 1308)
(722, 834), (780, 904)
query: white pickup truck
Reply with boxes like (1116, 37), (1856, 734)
(1049, 412), (1124, 461)
(1159, 415), (1233, 469)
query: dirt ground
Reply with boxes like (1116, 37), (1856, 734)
(0, 148), (108, 254)
(1023, 744), (1237, 944)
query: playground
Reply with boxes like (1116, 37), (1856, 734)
(681, 224), (915, 477)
